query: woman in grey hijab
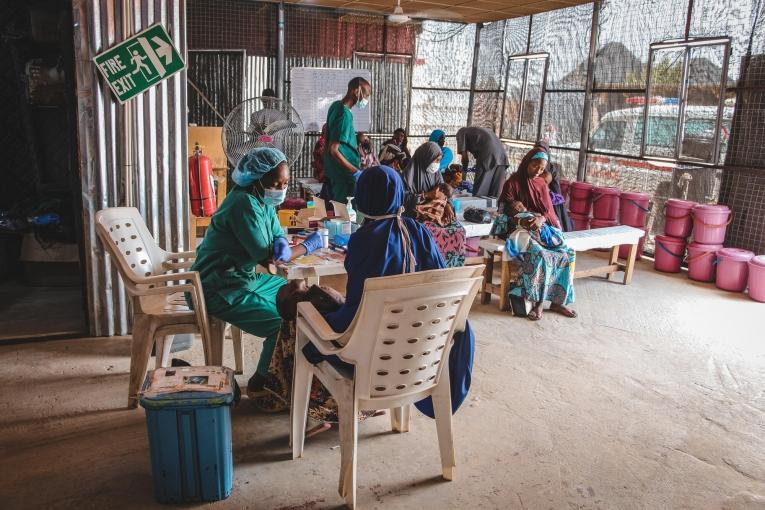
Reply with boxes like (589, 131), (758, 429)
(402, 141), (443, 214)
(401, 141), (467, 267)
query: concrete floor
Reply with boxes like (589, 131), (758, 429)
(1, 253), (764, 509)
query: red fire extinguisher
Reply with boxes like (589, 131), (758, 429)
(188, 142), (217, 217)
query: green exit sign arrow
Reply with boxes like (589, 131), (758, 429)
(93, 23), (185, 104)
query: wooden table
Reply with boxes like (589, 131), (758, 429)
(479, 225), (646, 311)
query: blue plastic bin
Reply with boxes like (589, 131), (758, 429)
(139, 366), (235, 503)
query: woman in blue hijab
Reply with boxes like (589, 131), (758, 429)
(429, 129), (454, 171)
(316, 165), (475, 418)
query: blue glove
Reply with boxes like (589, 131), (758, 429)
(301, 231), (323, 255)
(273, 237), (292, 262)
(352, 170), (362, 182)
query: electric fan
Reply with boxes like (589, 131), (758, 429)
(222, 96), (305, 168)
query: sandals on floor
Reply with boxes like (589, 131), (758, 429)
(527, 309), (542, 321)
(550, 305), (577, 318)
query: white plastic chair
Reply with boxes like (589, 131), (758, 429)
(291, 265), (485, 508)
(95, 207), (212, 408)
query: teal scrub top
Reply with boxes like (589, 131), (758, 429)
(191, 185), (286, 304)
(323, 100), (360, 200)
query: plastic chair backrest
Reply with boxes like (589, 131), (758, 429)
(339, 266), (483, 402)
(95, 207), (168, 285)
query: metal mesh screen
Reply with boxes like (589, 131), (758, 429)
(471, 92), (503, 132)
(541, 92), (585, 147)
(188, 0), (276, 55)
(530, 4), (592, 90)
(412, 21), (475, 90)
(594, 0), (688, 90)
(690, 0), (758, 86)
(409, 89), (470, 136)
(476, 21), (507, 91)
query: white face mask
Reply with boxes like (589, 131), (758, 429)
(426, 161), (440, 174)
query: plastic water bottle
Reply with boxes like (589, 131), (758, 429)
(346, 197), (357, 224)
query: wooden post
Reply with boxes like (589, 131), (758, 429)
(481, 251), (494, 305)
(623, 243), (638, 285)
(499, 259), (511, 311)
(608, 245), (620, 281)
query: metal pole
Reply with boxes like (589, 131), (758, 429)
(277, 1), (285, 99)
(577, 0), (601, 182)
(466, 23), (482, 126)
(120, 0), (135, 206)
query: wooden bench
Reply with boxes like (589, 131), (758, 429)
(479, 225), (646, 311)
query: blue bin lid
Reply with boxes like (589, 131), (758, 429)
(139, 366), (235, 409)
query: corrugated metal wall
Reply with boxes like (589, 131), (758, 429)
(72, 0), (188, 336)
(245, 55), (277, 100)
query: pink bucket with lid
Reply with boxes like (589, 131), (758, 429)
(569, 182), (594, 215)
(748, 256), (765, 302)
(693, 204), (732, 245)
(715, 248), (754, 292)
(560, 179), (570, 199)
(620, 192), (651, 227)
(664, 199), (696, 238)
(591, 187), (621, 221)
(570, 212), (590, 231)
(654, 234), (686, 273)
(590, 218), (618, 251)
(686, 241), (723, 282)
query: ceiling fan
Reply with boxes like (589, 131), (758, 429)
(387, 0), (411, 24)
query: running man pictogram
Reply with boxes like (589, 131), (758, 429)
(130, 49), (152, 77)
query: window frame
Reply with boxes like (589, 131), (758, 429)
(500, 52), (550, 142)
(640, 37), (731, 164)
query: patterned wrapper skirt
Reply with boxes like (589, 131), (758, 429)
(424, 220), (467, 268)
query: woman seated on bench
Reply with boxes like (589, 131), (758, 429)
(494, 145), (576, 321)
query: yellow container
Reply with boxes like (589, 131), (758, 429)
(278, 209), (297, 227)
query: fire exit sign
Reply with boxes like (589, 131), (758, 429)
(93, 23), (185, 104)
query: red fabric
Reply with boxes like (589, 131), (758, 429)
(312, 125), (327, 182)
(500, 146), (561, 229)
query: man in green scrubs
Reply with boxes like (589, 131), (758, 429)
(191, 148), (323, 395)
(323, 77), (372, 202)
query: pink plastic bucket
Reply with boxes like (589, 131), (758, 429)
(590, 218), (618, 251)
(620, 192), (651, 227)
(664, 199), (696, 238)
(748, 256), (765, 302)
(591, 187), (621, 221)
(692, 204), (731, 245)
(654, 234), (686, 273)
(619, 228), (646, 261)
(570, 212), (590, 231)
(569, 182), (594, 215)
(560, 179), (570, 199)
(686, 242), (723, 282)
(715, 248), (754, 292)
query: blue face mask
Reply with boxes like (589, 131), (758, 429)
(357, 97), (369, 110)
(262, 187), (287, 207)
